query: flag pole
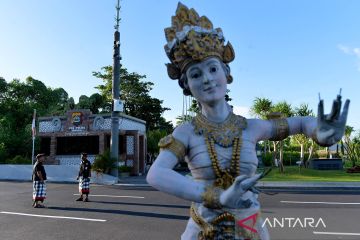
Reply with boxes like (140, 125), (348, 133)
(31, 109), (36, 166)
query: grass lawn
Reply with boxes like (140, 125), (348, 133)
(259, 166), (360, 182)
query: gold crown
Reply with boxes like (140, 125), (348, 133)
(164, 3), (235, 80)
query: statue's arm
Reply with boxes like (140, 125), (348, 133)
(146, 125), (206, 203)
(147, 124), (273, 209)
(251, 94), (350, 146)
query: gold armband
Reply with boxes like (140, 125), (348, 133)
(202, 186), (223, 209)
(158, 134), (186, 161)
(269, 118), (289, 141)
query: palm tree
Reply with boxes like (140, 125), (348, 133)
(250, 97), (273, 119)
(269, 101), (294, 173)
(292, 104), (314, 168)
(342, 125), (360, 168)
(250, 97), (273, 154)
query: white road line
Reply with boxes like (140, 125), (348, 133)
(0, 211), (106, 222)
(281, 200), (360, 205)
(73, 194), (144, 199)
(314, 231), (360, 236)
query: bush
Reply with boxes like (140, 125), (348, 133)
(118, 165), (132, 173)
(261, 152), (273, 167)
(283, 151), (300, 166)
(6, 155), (31, 164)
(0, 143), (8, 163)
(92, 149), (116, 174)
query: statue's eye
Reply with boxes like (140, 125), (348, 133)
(191, 72), (201, 79)
(210, 66), (217, 73)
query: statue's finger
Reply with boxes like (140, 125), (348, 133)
(327, 99), (340, 121)
(241, 173), (262, 190)
(317, 100), (325, 122)
(234, 175), (248, 186)
(243, 199), (252, 208)
(250, 186), (260, 194)
(340, 99), (350, 123)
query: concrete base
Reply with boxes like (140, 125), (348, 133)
(309, 158), (343, 170)
(0, 164), (117, 185)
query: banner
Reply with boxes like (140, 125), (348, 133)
(32, 109), (36, 140)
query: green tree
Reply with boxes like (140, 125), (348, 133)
(250, 97), (273, 119)
(0, 77), (71, 159)
(92, 66), (171, 131)
(272, 101), (293, 118)
(271, 101), (294, 173)
(292, 104), (314, 168)
(147, 129), (168, 156)
(341, 126), (360, 167)
(250, 97), (273, 156)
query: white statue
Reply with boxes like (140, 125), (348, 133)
(147, 3), (350, 239)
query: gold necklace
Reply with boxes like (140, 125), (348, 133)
(192, 112), (247, 147)
(192, 112), (247, 189)
(205, 137), (241, 189)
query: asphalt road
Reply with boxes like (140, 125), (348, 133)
(0, 181), (359, 240)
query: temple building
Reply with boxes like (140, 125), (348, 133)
(37, 109), (147, 175)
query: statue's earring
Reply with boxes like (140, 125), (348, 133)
(227, 75), (233, 84)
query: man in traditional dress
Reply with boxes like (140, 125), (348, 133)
(147, 3), (350, 239)
(32, 153), (47, 208)
(76, 152), (92, 202)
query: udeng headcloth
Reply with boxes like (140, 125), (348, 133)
(164, 3), (235, 80)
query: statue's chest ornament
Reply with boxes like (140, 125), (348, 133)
(192, 113), (247, 189)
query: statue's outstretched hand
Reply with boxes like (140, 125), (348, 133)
(316, 93), (350, 146)
(219, 173), (262, 209)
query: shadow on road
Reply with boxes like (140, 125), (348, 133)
(47, 206), (189, 220)
(88, 200), (190, 209)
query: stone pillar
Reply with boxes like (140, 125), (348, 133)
(133, 131), (139, 175)
(139, 135), (145, 175)
(99, 133), (105, 154)
(126, 130), (139, 175)
(46, 135), (58, 164)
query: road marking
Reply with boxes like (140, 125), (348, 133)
(73, 194), (144, 199)
(115, 183), (149, 187)
(0, 211), (106, 222)
(281, 200), (360, 205)
(314, 231), (360, 236)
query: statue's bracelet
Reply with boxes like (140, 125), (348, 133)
(202, 186), (223, 209)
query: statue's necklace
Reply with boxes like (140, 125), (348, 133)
(192, 112), (247, 189)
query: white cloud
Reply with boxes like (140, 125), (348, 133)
(338, 44), (360, 57)
(232, 105), (251, 118)
(338, 44), (360, 71)
(337, 44), (351, 54)
(354, 48), (360, 58)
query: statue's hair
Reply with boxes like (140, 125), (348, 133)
(178, 62), (232, 96)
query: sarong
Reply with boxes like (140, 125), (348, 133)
(33, 181), (46, 201)
(79, 177), (90, 194)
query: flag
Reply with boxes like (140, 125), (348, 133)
(32, 109), (36, 140)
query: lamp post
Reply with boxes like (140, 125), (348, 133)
(110, 0), (122, 179)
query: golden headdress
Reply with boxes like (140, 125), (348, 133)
(164, 3), (235, 80)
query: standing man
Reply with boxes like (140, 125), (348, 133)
(32, 153), (47, 208)
(76, 152), (91, 202)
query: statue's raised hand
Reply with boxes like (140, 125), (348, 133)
(219, 173), (262, 209)
(315, 92), (350, 147)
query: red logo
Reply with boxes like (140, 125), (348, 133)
(237, 212), (259, 234)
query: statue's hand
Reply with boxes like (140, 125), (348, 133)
(219, 173), (262, 209)
(316, 93), (350, 147)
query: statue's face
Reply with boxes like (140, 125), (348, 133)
(185, 57), (227, 105)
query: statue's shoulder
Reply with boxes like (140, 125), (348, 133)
(172, 122), (194, 147)
(239, 117), (267, 131)
(231, 113), (247, 130)
(175, 121), (195, 132)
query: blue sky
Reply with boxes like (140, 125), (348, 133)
(1, 0), (359, 130)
